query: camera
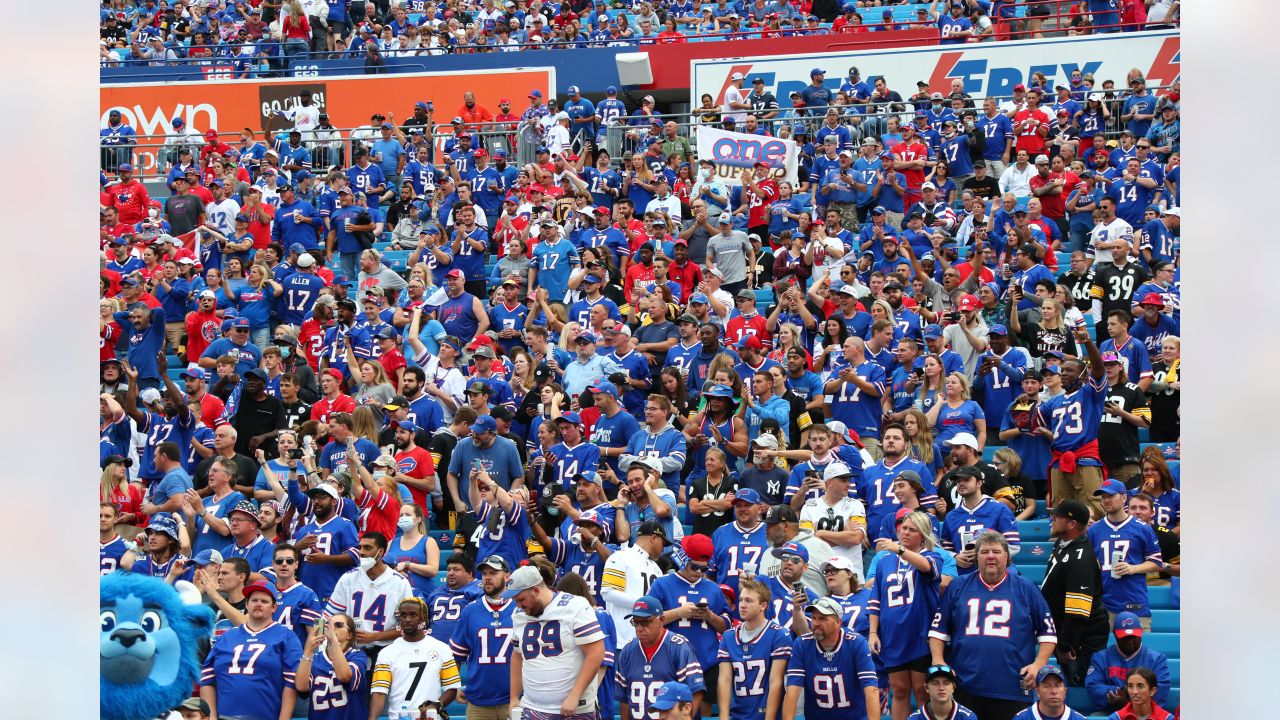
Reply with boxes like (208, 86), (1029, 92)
(945, 311), (960, 324)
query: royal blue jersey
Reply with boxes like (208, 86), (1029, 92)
(100, 536), (130, 575)
(279, 272), (326, 326)
(933, 400), (986, 451)
(940, 497), (1021, 572)
(976, 348), (1031, 423)
(449, 596), (518, 707)
(709, 521), (769, 599)
(222, 534), (277, 576)
(784, 456), (843, 507)
(825, 361), (886, 440)
(785, 630), (879, 720)
(473, 500), (531, 568)
(716, 621), (794, 720)
(624, 427), (687, 492)
(940, 133), (975, 177)
(346, 164), (387, 208)
(383, 534), (438, 597)
(1086, 515), (1163, 615)
(649, 573), (732, 670)
(1129, 313), (1179, 356)
(664, 341), (701, 375)
(193, 490), (245, 556)
(201, 622), (303, 720)
(1000, 404), (1052, 482)
(201, 337), (263, 377)
(531, 238), (580, 302)
(1099, 336), (1153, 385)
(857, 457), (937, 542)
(450, 225), (489, 279)
(569, 295), (621, 330)
(131, 551), (195, 583)
(590, 409), (642, 484)
(976, 114), (1014, 160)
(762, 575), (818, 633)
(1108, 178), (1155, 227)
(488, 302), (529, 355)
(929, 571), (1057, 702)
(866, 550), (942, 667)
(307, 647), (370, 720)
(426, 580), (483, 643)
(293, 515), (361, 600)
(403, 159), (441, 196)
(547, 537), (616, 605)
(614, 630), (706, 720)
(578, 225), (629, 266)
(136, 409), (197, 481)
(549, 441), (602, 492)
(1043, 374), (1108, 462)
(274, 581), (324, 647)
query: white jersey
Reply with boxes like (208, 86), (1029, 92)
(722, 84), (748, 123)
(325, 566), (415, 648)
(371, 634), (460, 713)
(204, 198), (242, 237)
(601, 544), (662, 647)
(1090, 217), (1134, 265)
(280, 104), (322, 140)
(799, 496), (868, 579)
(512, 591), (606, 714)
(545, 124), (572, 156)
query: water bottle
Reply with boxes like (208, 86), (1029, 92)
(1110, 550), (1124, 579)
(394, 702), (413, 720)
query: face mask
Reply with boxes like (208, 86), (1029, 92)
(359, 556), (376, 572)
(148, 208), (160, 219)
(699, 168), (711, 181)
(398, 516), (416, 531)
(279, 347), (291, 360)
(932, 102), (942, 110)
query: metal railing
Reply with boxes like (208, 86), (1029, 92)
(103, 84), (1175, 182)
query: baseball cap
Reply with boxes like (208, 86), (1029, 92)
(242, 582), (279, 602)
(575, 331), (598, 344)
(502, 565), (545, 598)
(680, 534), (715, 564)
(1113, 611), (1144, 637)
(805, 597), (843, 616)
(470, 415), (498, 435)
(717, 211), (732, 224)
(944, 432), (980, 450)
(689, 293), (709, 305)
(179, 367), (208, 382)
(650, 682), (693, 712)
(306, 484), (340, 500)
(751, 433), (779, 450)
(810, 67), (825, 76)
(921, 181), (937, 191)
(179, 698), (212, 714)
(736, 335), (763, 352)
(1035, 154), (1051, 165)
(243, 368), (269, 382)
(731, 487), (762, 506)
(478, 555), (511, 573)
(636, 457), (664, 475)
(1036, 665), (1067, 684)
(1050, 499), (1091, 525)
(138, 387), (163, 407)
(228, 500), (261, 523)
(1100, 351), (1123, 365)
(927, 664), (959, 682)
(764, 505), (798, 525)
(1093, 479), (1128, 496)
(637, 520), (672, 545)
(820, 556), (855, 575)
(822, 463), (854, 482)
(192, 549), (224, 567)
(922, 324), (943, 339)
(956, 294), (980, 312)
(730, 72), (745, 81)
(989, 324), (1009, 336)
(626, 596), (664, 618)
(472, 345), (497, 359)
(393, 420), (420, 435)
(771, 541), (809, 563)
(556, 411), (584, 427)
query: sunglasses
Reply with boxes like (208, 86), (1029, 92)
(688, 563), (709, 573)
(274, 557), (297, 565)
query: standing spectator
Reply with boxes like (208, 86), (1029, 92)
(1087, 479), (1164, 629)
(367, 597), (461, 718)
(1097, 351), (1151, 482)
(928, 531), (1057, 720)
(706, 214), (755, 295)
(1043, 325), (1108, 517)
(1041, 500), (1109, 685)
(615, 596), (707, 720)
(200, 582), (303, 719)
(101, 110), (137, 172)
(781, 596), (880, 720)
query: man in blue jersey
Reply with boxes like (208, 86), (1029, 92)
(650, 535), (731, 715)
(908, 664), (978, 720)
(426, 554), (483, 645)
(550, 412), (603, 491)
(1087, 480), (1164, 629)
(1084, 611), (1172, 712)
(589, 381), (642, 490)
(292, 484), (360, 601)
(782, 596), (879, 720)
(615, 596), (706, 720)
(200, 582), (303, 719)
(530, 218), (580, 303)
(928, 531), (1057, 720)
(619, 395), (687, 494)
(974, 326), (1031, 445)
(279, 252), (326, 327)
(977, 97), (1014, 177)
(940, 465), (1021, 575)
(1012, 665), (1089, 720)
(716, 576), (792, 720)
(113, 304), (167, 390)
(823, 336), (887, 459)
(709, 489), (770, 600)
(449, 555), (517, 719)
(859, 425), (936, 542)
(1044, 325), (1108, 518)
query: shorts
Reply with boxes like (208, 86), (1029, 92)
(467, 704), (511, 720)
(886, 653), (932, 674)
(1027, 3), (1053, 17)
(523, 708), (597, 720)
(701, 662), (720, 704)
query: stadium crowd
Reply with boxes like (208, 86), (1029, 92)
(99, 41), (1181, 720)
(100, 0), (1181, 68)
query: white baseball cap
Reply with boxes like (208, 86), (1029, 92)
(820, 556), (855, 573)
(822, 463), (854, 482)
(944, 432), (980, 450)
(502, 565), (544, 598)
(297, 253), (316, 268)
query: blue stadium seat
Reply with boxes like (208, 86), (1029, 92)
(1139, 632), (1179, 658)
(1019, 519), (1050, 542)
(1150, 608), (1180, 632)
(1014, 564), (1045, 583)
(383, 250), (410, 272)
(1148, 584), (1173, 609)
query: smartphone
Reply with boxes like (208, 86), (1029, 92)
(288, 448), (304, 460)
(697, 599), (709, 609)
(791, 581), (805, 595)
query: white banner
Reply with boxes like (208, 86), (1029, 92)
(691, 30), (1179, 109)
(694, 125), (798, 186)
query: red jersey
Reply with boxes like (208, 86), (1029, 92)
(891, 140), (929, 190)
(1033, 170), (1078, 220)
(101, 321), (122, 362)
(107, 180), (152, 224)
(356, 486), (400, 539)
(1013, 107), (1050, 154)
(298, 318), (327, 371)
(184, 309), (221, 362)
(655, 30), (687, 43)
(310, 393), (356, 423)
(667, 258), (703, 301)
(956, 262), (996, 285)
(199, 141), (234, 163)
(196, 393), (226, 430)
(623, 262), (656, 305)
(190, 185), (215, 205)
(245, 202), (276, 249)
(395, 446), (437, 511)
(725, 313), (772, 348)
(101, 268), (122, 298)
(102, 485), (146, 524)
(745, 178), (779, 228)
(102, 222), (134, 240)
(379, 348), (407, 390)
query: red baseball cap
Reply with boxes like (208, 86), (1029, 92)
(680, 534), (714, 563)
(593, 206), (611, 215)
(1138, 292), (1165, 307)
(205, 129), (219, 139)
(956, 294), (980, 312)
(322, 368), (344, 383)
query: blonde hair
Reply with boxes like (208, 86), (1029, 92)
(899, 511), (937, 550)
(358, 360), (391, 389)
(558, 322), (582, 352)
(945, 371), (972, 400)
(902, 408), (936, 465)
(993, 447), (1022, 478)
(99, 462), (128, 504)
(350, 406), (381, 444)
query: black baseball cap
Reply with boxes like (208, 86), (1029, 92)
(1050, 499), (1090, 525)
(637, 520), (672, 545)
(764, 505), (798, 525)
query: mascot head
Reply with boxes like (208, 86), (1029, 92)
(101, 573), (213, 720)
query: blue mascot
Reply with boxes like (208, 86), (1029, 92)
(101, 573), (213, 720)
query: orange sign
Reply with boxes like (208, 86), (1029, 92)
(102, 68), (554, 174)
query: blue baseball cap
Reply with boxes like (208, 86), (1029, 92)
(171, 117), (184, 127)
(1113, 611), (1144, 637)
(394, 420), (420, 434)
(575, 470), (602, 486)
(584, 274), (604, 284)
(556, 411), (584, 426)
(771, 540), (809, 563)
(1093, 479), (1128, 496)
(117, 163), (134, 172)
(810, 67), (825, 77)
(651, 682), (693, 712)
(626, 596), (664, 619)
(529, 89), (542, 98)
(575, 331), (598, 344)
(192, 549), (223, 566)
(180, 368), (207, 382)
(989, 324), (1009, 336)
(415, 100), (429, 110)
(732, 487), (762, 505)
(590, 380), (619, 398)
(294, 169), (312, 181)
(1036, 665), (1067, 684)
(922, 324), (943, 339)
(492, 148), (507, 158)
(606, 85), (618, 95)
(689, 292), (709, 304)
(870, 205), (887, 216)
(470, 415), (498, 435)
(568, 85), (580, 94)
(232, 316), (251, 329)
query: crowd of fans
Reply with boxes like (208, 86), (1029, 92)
(100, 0), (1181, 68)
(99, 24), (1181, 720)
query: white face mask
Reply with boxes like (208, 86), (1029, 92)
(359, 556), (376, 572)
(398, 516), (416, 531)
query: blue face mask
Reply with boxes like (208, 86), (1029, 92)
(279, 347), (292, 360)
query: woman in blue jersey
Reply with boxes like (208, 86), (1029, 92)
(866, 511), (944, 720)
(230, 262), (284, 348)
(768, 182), (805, 242)
(1075, 93), (1110, 161)
(1134, 448), (1180, 531)
(913, 354), (946, 417)
(623, 152), (658, 213)
(222, 256), (249, 294)
(295, 612), (370, 720)
(926, 372), (986, 457)
(385, 503), (440, 597)
(926, 163), (957, 206)
(203, 266), (234, 310)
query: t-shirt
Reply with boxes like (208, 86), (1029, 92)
(706, 231), (753, 284)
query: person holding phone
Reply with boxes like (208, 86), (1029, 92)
(294, 613), (370, 720)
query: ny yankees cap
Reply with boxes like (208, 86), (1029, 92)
(502, 565), (544, 598)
